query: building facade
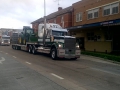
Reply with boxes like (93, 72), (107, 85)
(31, 6), (73, 34)
(68, 0), (120, 53)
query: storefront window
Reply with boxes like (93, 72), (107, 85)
(105, 30), (112, 41)
(87, 32), (94, 41)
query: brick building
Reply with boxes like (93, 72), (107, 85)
(31, 6), (73, 34)
(68, 0), (120, 53)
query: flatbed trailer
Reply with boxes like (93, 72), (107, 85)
(12, 42), (80, 60)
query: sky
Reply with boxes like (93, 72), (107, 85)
(0, 0), (80, 29)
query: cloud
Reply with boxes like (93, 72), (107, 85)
(0, 0), (80, 29)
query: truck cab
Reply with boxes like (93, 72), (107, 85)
(38, 23), (80, 60)
(0, 35), (10, 46)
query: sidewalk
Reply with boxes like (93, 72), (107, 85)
(80, 54), (120, 65)
(0, 53), (66, 90)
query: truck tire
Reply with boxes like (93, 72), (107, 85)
(32, 47), (36, 54)
(71, 58), (77, 60)
(28, 45), (32, 53)
(13, 46), (15, 49)
(51, 48), (57, 60)
(15, 46), (18, 50)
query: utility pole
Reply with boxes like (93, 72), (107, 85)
(43, 0), (46, 45)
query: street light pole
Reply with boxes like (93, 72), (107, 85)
(43, 0), (46, 45)
(44, 0), (46, 27)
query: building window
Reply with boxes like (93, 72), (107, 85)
(88, 8), (99, 19)
(61, 16), (64, 23)
(97, 35), (101, 41)
(94, 9), (99, 18)
(60, 16), (64, 28)
(76, 12), (82, 22)
(103, 2), (119, 16)
(88, 12), (93, 19)
(112, 3), (119, 14)
(54, 19), (56, 23)
(87, 32), (94, 41)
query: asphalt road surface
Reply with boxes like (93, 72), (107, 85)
(0, 46), (120, 90)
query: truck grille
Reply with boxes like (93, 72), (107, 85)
(4, 40), (8, 43)
(64, 38), (76, 49)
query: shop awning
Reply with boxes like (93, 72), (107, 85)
(67, 19), (120, 30)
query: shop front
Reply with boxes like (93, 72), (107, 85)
(68, 19), (120, 53)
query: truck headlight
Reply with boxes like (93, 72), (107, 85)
(58, 44), (63, 48)
(76, 43), (79, 49)
(8, 42), (10, 43)
(76, 45), (79, 48)
(2, 42), (3, 43)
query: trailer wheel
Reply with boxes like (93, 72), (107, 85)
(28, 46), (32, 53)
(32, 47), (36, 54)
(15, 46), (18, 50)
(51, 48), (57, 60)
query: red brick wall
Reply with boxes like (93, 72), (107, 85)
(32, 11), (73, 30)
(46, 13), (72, 28)
(73, 0), (120, 26)
(32, 23), (39, 33)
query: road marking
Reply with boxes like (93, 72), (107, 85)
(5, 53), (8, 54)
(0, 51), (3, 52)
(51, 73), (64, 80)
(0, 57), (5, 64)
(26, 62), (31, 65)
(13, 56), (17, 58)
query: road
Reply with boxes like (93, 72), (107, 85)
(0, 46), (120, 90)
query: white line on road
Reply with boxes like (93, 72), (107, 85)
(13, 56), (17, 58)
(0, 51), (3, 52)
(51, 73), (64, 80)
(0, 57), (5, 64)
(5, 53), (8, 54)
(26, 62), (31, 65)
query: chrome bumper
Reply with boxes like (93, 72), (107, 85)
(57, 49), (81, 59)
(1, 43), (10, 45)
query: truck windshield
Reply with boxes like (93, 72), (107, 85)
(26, 29), (33, 34)
(52, 31), (67, 36)
(2, 37), (10, 39)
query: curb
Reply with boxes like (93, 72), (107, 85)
(81, 54), (120, 65)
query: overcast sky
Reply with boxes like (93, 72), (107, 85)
(0, 0), (80, 29)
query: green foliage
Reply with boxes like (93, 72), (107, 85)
(81, 51), (120, 62)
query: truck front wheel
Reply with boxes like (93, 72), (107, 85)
(51, 48), (57, 60)
(71, 58), (77, 60)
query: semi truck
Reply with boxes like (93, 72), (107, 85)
(0, 35), (10, 46)
(11, 23), (80, 60)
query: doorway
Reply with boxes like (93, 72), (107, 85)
(76, 37), (85, 50)
(112, 26), (120, 51)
